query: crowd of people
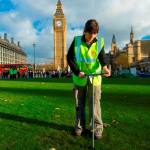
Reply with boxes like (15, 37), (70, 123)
(0, 69), (72, 79)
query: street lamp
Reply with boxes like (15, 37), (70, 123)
(33, 43), (36, 78)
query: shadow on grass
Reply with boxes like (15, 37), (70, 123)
(102, 77), (150, 85)
(0, 112), (73, 132)
(0, 78), (72, 83)
(0, 86), (150, 108)
(0, 87), (72, 97)
(102, 92), (150, 108)
(1, 77), (150, 86)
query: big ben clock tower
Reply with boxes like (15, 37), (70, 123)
(53, 0), (67, 70)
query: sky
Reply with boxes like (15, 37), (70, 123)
(0, 0), (150, 64)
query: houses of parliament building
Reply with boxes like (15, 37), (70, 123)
(52, 0), (67, 70)
(33, 0), (67, 71)
(110, 27), (150, 74)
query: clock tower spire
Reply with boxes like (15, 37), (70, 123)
(53, 0), (67, 70)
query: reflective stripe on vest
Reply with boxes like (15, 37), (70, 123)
(75, 36), (81, 62)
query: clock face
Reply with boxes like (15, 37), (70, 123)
(56, 20), (62, 27)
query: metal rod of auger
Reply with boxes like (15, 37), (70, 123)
(92, 75), (95, 149)
(86, 73), (105, 149)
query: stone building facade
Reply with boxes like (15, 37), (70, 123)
(110, 27), (150, 74)
(0, 33), (27, 64)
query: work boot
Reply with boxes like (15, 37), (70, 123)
(74, 128), (82, 136)
(95, 128), (103, 139)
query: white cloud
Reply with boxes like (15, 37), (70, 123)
(0, 11), (37, 49)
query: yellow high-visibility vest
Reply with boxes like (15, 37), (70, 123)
(73, 35), (104, 86)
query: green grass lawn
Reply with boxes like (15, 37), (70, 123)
(0, 77), (150, 150)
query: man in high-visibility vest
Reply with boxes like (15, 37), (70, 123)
(67, 19), (111, 139)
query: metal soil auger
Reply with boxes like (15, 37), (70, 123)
(86, 71), (105, 149)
